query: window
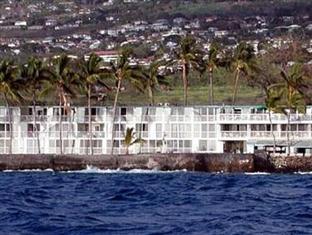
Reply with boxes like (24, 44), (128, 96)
(144, 107), (156, 115)
(234, 109), (241, 114)
(113, 140), (120, 147)
(27, 124), (40, 132)
(199, 140), (207, 151)
(184, 140), (191, 148)
(121, 108), (127, 116)
(78, 123), (88, 131)
(208, 140), (216, 152)
(135, 123), (148, 132)
(94, 124), (104, 132)
(209, 124), (215, 132)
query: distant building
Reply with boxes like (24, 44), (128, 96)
(1, 105), (312, 156)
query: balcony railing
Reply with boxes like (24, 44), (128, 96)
(76, 131), (105, 138)
(221, 131), (247, 139)
(218, 114), (312, 122)
(20, 115), (48, 122)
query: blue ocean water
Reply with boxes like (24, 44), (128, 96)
(0, 170), (312, 235)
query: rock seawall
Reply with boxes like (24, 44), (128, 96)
(0, 153), (311, 173)
(0, 153), (254, 172)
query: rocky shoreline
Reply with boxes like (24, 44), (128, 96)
(0, 152), (311, 173)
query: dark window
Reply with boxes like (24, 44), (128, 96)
(121, 108), (127, 115)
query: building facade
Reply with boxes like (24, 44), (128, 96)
(1, 105), (312, 155)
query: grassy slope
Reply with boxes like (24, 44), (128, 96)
(115, 84), (262, 106)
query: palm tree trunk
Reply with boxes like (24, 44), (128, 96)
(32, 94), (41, 154)
(268, 110), (276, 157)
(148, 86), (154, 105)
(88, 85), (93, 155)
(286, 112), (291, 156)
(110, 79), (122, 155)
(71, 110), (75, 154)
(232, 69), (240, 105)
(209, 70), (214, 105)
(59, 93), (63, 155)
(4, 95), (12, 154)
(182, 62), (188, 106)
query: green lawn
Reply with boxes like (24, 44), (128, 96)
(116, 84), (263, 106)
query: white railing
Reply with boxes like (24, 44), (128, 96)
(169, 132), (192, 138)
(20, 115), (48, 122)
(221, 131), (247, 139)
(250, 131), (310, 139)
(76, 131), (105, 138)
(280, 131), (310, 138)
(194, 115), (215, 122)
(218, 114), (312, 122)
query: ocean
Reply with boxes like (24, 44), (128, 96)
(1, 169), (312, 234)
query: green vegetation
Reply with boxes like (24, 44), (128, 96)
(0, 35), (310, 155)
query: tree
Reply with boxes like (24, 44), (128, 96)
(21, 57), (51, 154)
(123, 127), (145, 155)
(265, 88), (283, 157)
(140, 60), (170, 105)
(267, 64), (306, 156)
(0, 59), (22, 154)
(78, 53), (109, 155)
(231, 42), (258, 105)
(41, 55), (79, 154)
(205, 42), (225, 105)
(108, 48), (144, 155)
(175, 36), (202, 105)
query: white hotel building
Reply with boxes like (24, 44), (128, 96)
(1, 105), (312, 155)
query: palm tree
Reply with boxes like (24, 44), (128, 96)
(205, 42), (222, 105)
(123, 127), (145, 155)
(41, 55), (78, 154)
(108, 48), (144, 155)
(175, 36), (202, 105)
(231, 42), (257, 105)
(78, 53), (109, 155)
(265, 88), (283, 157)
(140, 60), (170, 105)
(268, 64), (306, 156)
(0, 59), (22, 154)
(21, 57), (50, 154)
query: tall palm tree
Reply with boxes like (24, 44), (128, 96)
(231, 42), (257, 105)
(175, 36), (202, 105)
(268, 64), (306, 156)
(140, 60), (169, 105)
(0, 59), (22, 154)
(108, 48), (144, 155)
(41, 55), (78, 154)
(205, 42), (222, 105)
(78, 53), (109, 155)
(21, 57), (51, 154)
(265, 88), (283, 157)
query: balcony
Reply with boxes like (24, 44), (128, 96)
(20, 115), (48, 122)
(76, 131), (105, 138)
(221, 131), (247, 139)
(218, 113), (312, 123)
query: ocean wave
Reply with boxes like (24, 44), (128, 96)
(3, 169), (54, 172)
(244, 172), (271, 175)
(295, 172), (312, 175)
(66, 165), (188, 174)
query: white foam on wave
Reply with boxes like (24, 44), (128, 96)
(295, 172), (312, 175)
(65, 165), (188, 174)
(244, 172), (271, 175)
(2, 169), (54, 173)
